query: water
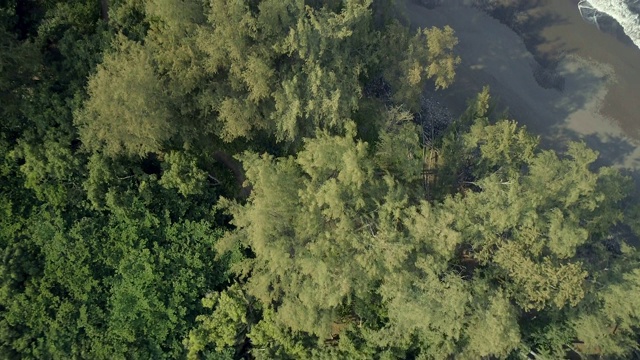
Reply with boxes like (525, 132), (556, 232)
(578, 0), (640, 49)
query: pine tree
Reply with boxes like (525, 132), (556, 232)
(76, 36), (175, 157)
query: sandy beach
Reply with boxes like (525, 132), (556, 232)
(403, 0), (640, 184)
(521, 0), (640, 138)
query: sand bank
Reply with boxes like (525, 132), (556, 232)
(403, 0), (640, 181)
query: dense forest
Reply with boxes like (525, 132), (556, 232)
(1, 0), (639, 358)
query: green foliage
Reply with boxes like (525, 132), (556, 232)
(195, 0), (377, 142)
(0, 27), (39, 125)
(0, 1), (241, 358)
(443, 138), (631, 311)
(463, 117), (538, 178)
(460, 287), (521, 359)
(186, 284), (252, 357)
(424, 26), (460, 90)
(12, 135), (84, 207)
(384, 23), (461, 111)
(571, 266), (640, 356)
(210, 89), (637, 358)
(0, 190), (231, 358)
(108, 0), (149, 40)
(76, 36), (175, 157)
(374, 107), (424, 183)
(2, 0), (639, 359)
(159, 151), (209, 196)
(76, 0), (460, 157)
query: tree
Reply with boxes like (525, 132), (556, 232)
(77, 0), (460, 157)
(0, 187), (233, 358)
(1, 1), (239, 358)
(194, 0), (382, 143)
(159, 151), (209, 196)
(384, 23), (461, 111)
(76, 35), (175, 157)
(204, 91), (638, 358)
(3, 0), (639, 358)
(185, 284), (255, 359)
(0, 24), (39, 127)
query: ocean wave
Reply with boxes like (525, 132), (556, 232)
(579, 0), (640, 49)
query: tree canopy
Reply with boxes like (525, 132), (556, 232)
(193, 93), (638, 358)
(1, 0), (639, 359)
(75, 0), (461, 156)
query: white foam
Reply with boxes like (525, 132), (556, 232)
(583, 0), (640, 49)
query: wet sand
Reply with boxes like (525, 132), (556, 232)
(402, 0), (640, 182)
(523, 0), (640, 138)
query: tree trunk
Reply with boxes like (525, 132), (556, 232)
(100, 0), (109, 23)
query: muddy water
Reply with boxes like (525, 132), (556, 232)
(529, 0), (640, 138)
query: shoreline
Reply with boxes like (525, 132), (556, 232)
(403, 0), (640, 185)
(487, 0), (640, 138)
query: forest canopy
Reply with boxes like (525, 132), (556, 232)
(1, 0), (639, 359)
